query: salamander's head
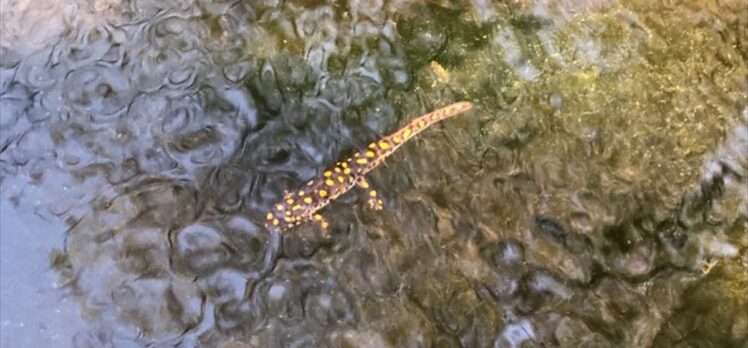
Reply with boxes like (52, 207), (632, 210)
(264, 185), (326, 232)
(264, 204), (290, 232)
(264, 193), (307, 232)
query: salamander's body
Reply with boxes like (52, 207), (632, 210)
(265, 101), (473, 232)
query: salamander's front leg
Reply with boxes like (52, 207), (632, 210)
(312, 213), (330, 231)
(357, 177), (383, 210)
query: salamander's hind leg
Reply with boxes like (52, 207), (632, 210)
(356, 177), (383, 210)
(312, 213), (330, 231)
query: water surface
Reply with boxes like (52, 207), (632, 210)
(0, 0), (746, 347)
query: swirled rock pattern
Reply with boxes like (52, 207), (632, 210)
(1, 0), (746, 347)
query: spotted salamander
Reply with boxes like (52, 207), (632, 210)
(265, 101), (473, 232)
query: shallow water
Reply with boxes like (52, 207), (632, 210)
(0, 0), (746, 347)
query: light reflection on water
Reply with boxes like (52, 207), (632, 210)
(0, 199), (85, 347)
(0, 0), (746, 347)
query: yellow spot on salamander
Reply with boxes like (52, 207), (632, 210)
(360, 181), (369, 189)
(341, 162), (348, 168)
(304, 197), (312, 204)
(319, 190), (328, 197)
(321, 221), (329, 229)
(393, 135), (402, 143)
(286, 198), (294, 204)
(403, 129), (412, 138)
(276, 204), (284, 211)
(325, 179), (334, 186)
(379, 141), (390, 150)
(370, 190), (377, 197)
(272, 219), (279, 226)
(298, 191), (305, 196)
(285, 211), (291, 217)
(324, 171), (332, 177)
(366, 151), (375, 158)
(266, 213), (273, 220)
(344, 168), (351, 174)
(334, 167), (341, 173)
(369, 143), (376, 149)
(418, 120), (426, 128)
(356, 158), (367, 164)
(313, 214), (323, 221)
(292, 205), (301, 211)
(337, 176), (345, 183)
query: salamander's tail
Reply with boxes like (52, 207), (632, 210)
(356, 101), (474, 168)
(427, 101), (474, 123)
(396, 101), (473, 141)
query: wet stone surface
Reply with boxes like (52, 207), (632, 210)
(0, 0), (747, 347)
